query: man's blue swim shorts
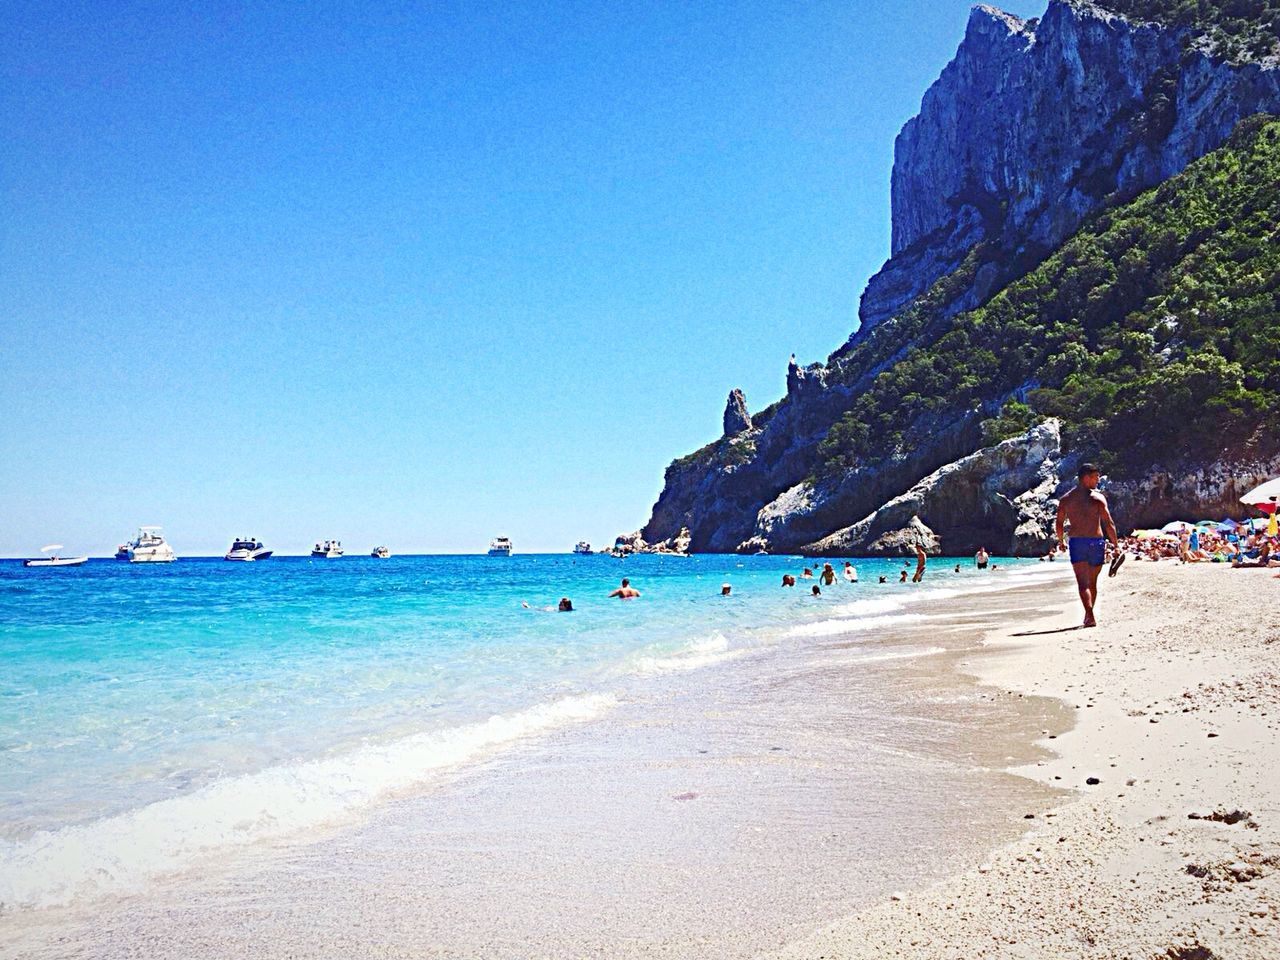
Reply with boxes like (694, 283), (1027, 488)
(1068, 537), (1106, 566)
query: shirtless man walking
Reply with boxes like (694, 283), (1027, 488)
(1055, 463), (1119, 628)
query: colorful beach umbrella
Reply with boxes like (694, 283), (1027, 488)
(1239, 476), (1280, 515)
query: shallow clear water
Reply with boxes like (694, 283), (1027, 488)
(0, 552), (1046, 909)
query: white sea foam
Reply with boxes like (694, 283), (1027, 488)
(787, 613), (929, 638)
(832, 596), (906, 617)
(628, 632), (746, 676)
(787, 564), (1064, 639)
(0, 693), (615, 911)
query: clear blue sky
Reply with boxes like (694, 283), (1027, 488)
(1, 0), (1044, 557)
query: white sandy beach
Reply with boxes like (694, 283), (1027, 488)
(776, 561), (1280, 959)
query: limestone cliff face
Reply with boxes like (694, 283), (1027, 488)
(803, 420), (1067, 557)
(857, 0), (1280, 334)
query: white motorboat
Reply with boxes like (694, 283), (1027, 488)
(127, 527), (176, 563)
(487, 536), (513, 557)
(311, 539), (344, 558)
(225, 537), (273, 561)
(573, 541), (592, 555)
(23, 545), (88, 568)
(371, 545), (391, 558)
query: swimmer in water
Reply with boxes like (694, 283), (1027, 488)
(898, 569), (908, 583)
(522, 598), (574, 612)
(819, 563), (836, 586)
(781, 574), (796, 587)
(721, 584), (732, 596)
(608, 578), (641, 599)
(800, 567), (814, 579)
(811, 584), (821, 596)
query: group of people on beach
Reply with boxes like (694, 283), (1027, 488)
(1052, 461), (1278, 629)
(1115, 523), (1278, 567)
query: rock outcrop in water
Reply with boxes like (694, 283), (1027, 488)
(632, 1), (1280, 557)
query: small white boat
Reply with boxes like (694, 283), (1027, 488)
(573, 541), (592, 555)
(225, 537), (273, 561)
(488, 536), (513, 557)
(311, 539), (344, 558)
(128, 527), (176, 563)
(23, 545), (88, 568)
(371, 545), (391, 558)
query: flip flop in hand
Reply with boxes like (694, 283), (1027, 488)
(1108, 552), (1126, 578)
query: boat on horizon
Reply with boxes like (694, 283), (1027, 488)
(371, 545), (391, 558)
(224, 537), (273, 562)
(126, 527), (176, 563)
(488, 536), (513, 557)
(311, 540), (343, 558)
(573, 541), (593, 555)
(23, 545), (88, 568)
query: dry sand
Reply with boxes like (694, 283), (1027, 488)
(774, 561), (1280, 960)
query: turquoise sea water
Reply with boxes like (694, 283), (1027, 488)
(0, 552), (1047, 910)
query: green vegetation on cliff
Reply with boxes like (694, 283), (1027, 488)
(1100, 0), (1280, 61)
(820, 113), (1280, 477)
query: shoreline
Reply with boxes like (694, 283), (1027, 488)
(774, 561), (1280, 959)
(3, 566), (1075, 959)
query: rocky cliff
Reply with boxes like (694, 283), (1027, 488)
(638, 1), (1280, 557)
(857, 0), (1280, 336)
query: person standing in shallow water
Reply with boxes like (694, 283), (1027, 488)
(1055, 462), (1119, 628)
(912, 544), (927, 583)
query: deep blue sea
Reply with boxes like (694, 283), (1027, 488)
(0, 552), (1049, 910)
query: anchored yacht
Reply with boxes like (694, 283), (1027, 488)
(127, 527), (176, 563)
(224, 537), (273, 561)
(573, 541), (593, 555)
(23, 545), (88, 568)
(311, 540), (343, 558)
(371, 545), (391, 559)
(487, 536), (513, 557)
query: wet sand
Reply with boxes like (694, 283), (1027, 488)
(3, 572), (1073, 959)
(776, 561), (1280, 959)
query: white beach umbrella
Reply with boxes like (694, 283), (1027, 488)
(1239, 476), (1280, 514)
(1160, 520), (1194, 532)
